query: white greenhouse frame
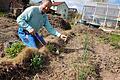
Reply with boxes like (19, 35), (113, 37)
(81, 2), (120, 29)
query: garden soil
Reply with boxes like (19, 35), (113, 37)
(0, 17), (120, 80)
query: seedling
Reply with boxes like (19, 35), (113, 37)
(30, 53), (44, 70)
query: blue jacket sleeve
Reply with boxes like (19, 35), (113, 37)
(16, 7), (33, 31)
(44, 16), (61, 37)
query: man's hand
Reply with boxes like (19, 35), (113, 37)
(28, 28), (35, 35)
(59, 34), (67, 41)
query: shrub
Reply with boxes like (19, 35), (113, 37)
(5, 41), (25, 58)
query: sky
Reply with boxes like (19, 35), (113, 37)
(30, 0), (92, 13)
(30, 0), (120, 13)
(53, 0), (92, 13)
(108, 0), (120, 4)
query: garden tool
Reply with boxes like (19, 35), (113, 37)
(23, 29), (46, 46)
(34, 32), (46, 46)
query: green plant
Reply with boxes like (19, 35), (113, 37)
(78, 33), (97, 80)
(79, 65), (97, 80)
(30, 54), (44, 70)
(109, 34), (120, 43)
(108, 34), (120, 48)
(82, 33), (89, 62)
(99, 34), (120, 49)
(5, 41), (25, 58)
(0, 11), (6, 17)
(46, 43), (57, 53)
(111, 43), (120, 49)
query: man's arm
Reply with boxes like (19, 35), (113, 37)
(16, 7), (33, 31)
(44, 15), (67, 41)
(44, 15), (61, 37)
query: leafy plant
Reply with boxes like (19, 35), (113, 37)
(5, 41), (25, 58)
(30, 54), (44, 70)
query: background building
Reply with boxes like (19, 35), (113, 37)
(51, 2), (69, 19)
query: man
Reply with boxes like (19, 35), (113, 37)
(17, 0), (67, 48)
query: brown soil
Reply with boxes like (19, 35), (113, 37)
(0, 17), (18, 43)
(0, 17), (120, 80)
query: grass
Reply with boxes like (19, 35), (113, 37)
(99, 33), (120, 49)
(109, 34), (120, 43)
(109, 34), (120, 49)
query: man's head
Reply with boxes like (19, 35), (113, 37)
(40, 0), (52, 13)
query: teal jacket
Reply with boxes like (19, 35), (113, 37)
(17, 6), (61, 37)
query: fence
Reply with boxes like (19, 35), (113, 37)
(81, 2), (120, 29)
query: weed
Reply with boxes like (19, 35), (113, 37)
(5, 41), (25, 58)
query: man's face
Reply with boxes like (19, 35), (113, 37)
(41, 1), (52, 13)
